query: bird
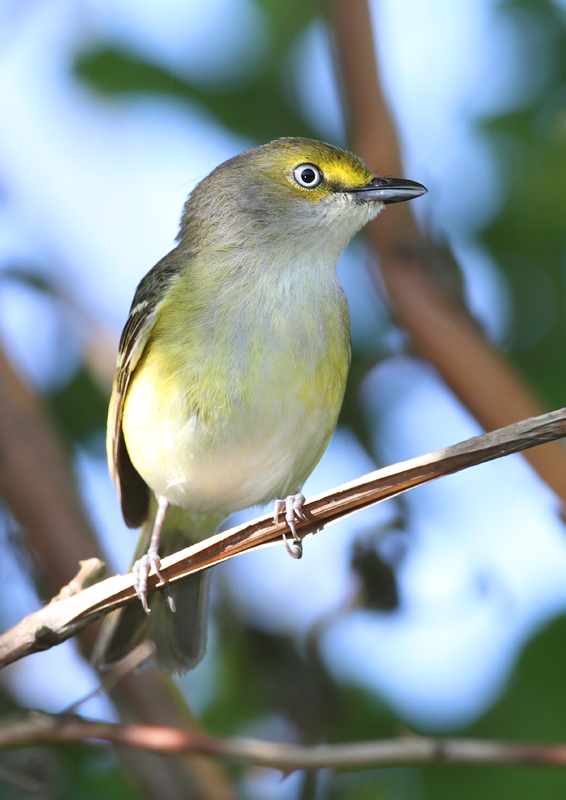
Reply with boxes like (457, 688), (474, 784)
(93, 137), (426, 674)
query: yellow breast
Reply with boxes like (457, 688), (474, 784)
(122, 252), (350, 514)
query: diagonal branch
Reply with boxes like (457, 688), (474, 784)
(1, 406), (566, 669)
(3, 711), (566, 770)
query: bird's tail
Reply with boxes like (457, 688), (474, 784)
(93, 503), (223, 674)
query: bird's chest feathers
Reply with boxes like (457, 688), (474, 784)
(123, 259), (350, 512)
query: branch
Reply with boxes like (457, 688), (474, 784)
(3, 712), (566, 770)
(2, 406), (566, 669)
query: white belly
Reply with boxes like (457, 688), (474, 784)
(124, 369), (335, 514)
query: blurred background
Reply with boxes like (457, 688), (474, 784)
(2, 0), (566, 797)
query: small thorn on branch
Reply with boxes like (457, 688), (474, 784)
(53, 558), (106, 601)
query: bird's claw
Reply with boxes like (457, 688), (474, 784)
(274, 494), (307, 560)
(132, 547), (165, 614)
(283, 533), (303, 559)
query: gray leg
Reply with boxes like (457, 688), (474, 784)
(132, 494), (170, 613)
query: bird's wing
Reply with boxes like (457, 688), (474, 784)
(108, 254), (181, 528)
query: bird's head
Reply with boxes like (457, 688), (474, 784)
(178, 138), (426, 258)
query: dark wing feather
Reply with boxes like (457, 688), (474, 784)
(108, 253), (182, 528)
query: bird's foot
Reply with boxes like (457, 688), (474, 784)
(131, 493), (175, 614)
(273, 493), (307, 559)
(132, 547), (165, 614)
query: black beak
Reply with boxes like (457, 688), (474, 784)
(348, 176), (427, 204)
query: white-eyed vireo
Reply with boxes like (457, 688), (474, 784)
(94, 137), (426, 673)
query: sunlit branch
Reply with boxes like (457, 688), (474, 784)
(1, 406), (566, 669)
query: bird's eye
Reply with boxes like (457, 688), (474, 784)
(292, 163), (322, 188)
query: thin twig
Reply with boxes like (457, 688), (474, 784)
(52, 558), (106, 601)
(60, 641), (156, 715)
(3, 712), (566, 770)
(1, 406), (566, 669)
